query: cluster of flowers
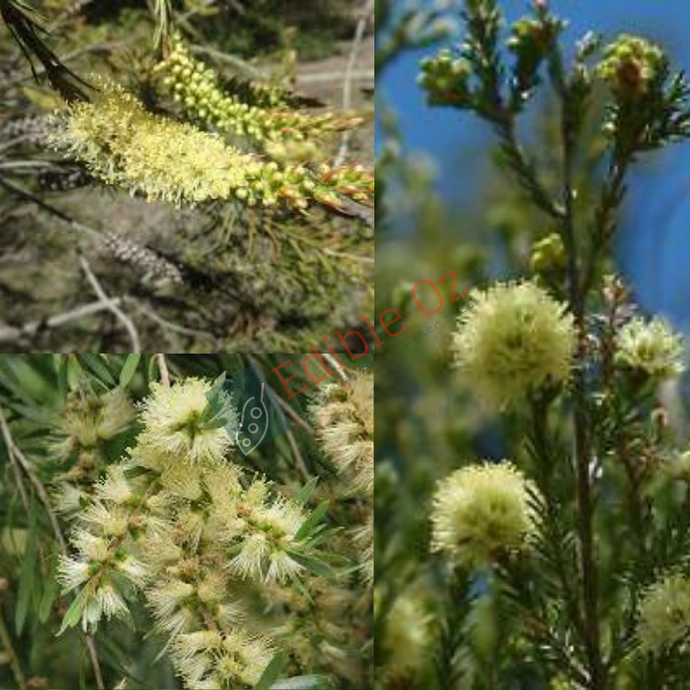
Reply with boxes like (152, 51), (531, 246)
(428, 280), (689, 655)
(48, 80), (373, 211)
(56, 378), (333, 689)
(311, 371), (374, 587)
(152, 37), (360, 146)
(51, 388), (135, 514)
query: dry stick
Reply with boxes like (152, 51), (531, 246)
(125, 298), (212, 340)
(277, 395), (314, 436)
(323, 353), (348, 382)
(334, 0), (374, 166)
(154, 353), (171, 387)
(79, 255), (142, 352)
(0, 406), (105, 690)
(298, 70), (372, 85)
(0, 299), (124, 343)
(285, 429), (310, 482)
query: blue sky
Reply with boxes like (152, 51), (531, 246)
(379, 0), (690, 331)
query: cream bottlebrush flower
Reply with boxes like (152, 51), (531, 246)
(53, 388), (134, 455)
(53, 482), (87, 514)
(95, 466), (136, 506)
(79, 500), (129, 537)
(174, 629), (275, 689)
(72, 529), (111, 562)
(147, 579), (196, 621)
(96, 582), (129, 619)
(48, 80), (373, 211)
(430, 462), (538, 568)
(115, 556), (149, 587)
(138, 379), (235, 465)
(383, 594), (432, 676)
(452, 281), (576, 407)
(57, 556), (92, 592)
(637, 574), (690, 654)
(225, 487), (306, 583)
(616, 317), (685, 379)
(79, 582), (130, 632)
(312, 372), (374, 493)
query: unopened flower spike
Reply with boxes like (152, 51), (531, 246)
(153, 37), (362, 145)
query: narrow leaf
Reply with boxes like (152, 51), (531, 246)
(119, 354), (141, 388)
(294, 477), (318, 507)
(256, 651), (288, 690)
(79, 354), (116, 386)
(294, 500), (329, 542)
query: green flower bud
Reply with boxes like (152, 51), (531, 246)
(417, 49), (472, 108)
(597, 34), (665, 99)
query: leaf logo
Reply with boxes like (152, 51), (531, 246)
(235, 383), (269, 456)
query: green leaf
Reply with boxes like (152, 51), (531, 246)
(119, 354), (141, 388)
(66, 356), (82, 391)
(15, 514), (37, 635)
(271, 675), (332, 689)
(57, 585), (91, 636)
(294, 477), (318, 506)
(294, 500), (329, 542)
(123, 465), (151, 480)
(256, 651), (288, 690)
(78, 354), (116, 386)
(285, 550), (337, 579)
(38, 569), (60, 623)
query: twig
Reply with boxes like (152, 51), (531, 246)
(125, 297), (213, 339)
(334, 0), (373, 166)
(0, 298), (125, 342)
(285, 429), (310, 481)
(297, 69), (372, 85)
(323, 353), (348, 382)
(0, 405), (67, 552)
(276, 394), (314, 436)
(189, 43), (266, 79)
(154, 353), (170, 387)
(79, 255), (142, 352)
(0, 176), (99, 239)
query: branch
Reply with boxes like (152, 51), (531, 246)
(0, 298), (125, 343)
(79, 255), (142, 352)
(334, 0), (373, 166)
